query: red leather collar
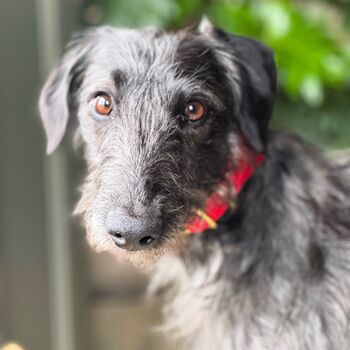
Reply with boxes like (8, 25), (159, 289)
(184, 152), (265, 234)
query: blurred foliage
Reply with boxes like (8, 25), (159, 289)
(81, 0), (350, 148)
(208, 1), (350, 107)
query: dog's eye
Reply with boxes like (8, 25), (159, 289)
(94, 94), (113, 116)
(184, 101), (206, 121)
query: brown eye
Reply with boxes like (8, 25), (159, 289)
(94, 94), (113, 116)
(184, 101), (206, 121)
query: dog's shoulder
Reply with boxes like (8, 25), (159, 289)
(266, 129), (350, 175)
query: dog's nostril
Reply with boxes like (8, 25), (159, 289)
(115, 234), (127, 246)
(139, 236), (155, 246)
(109, 231), (127, 246)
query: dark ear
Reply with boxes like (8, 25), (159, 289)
(39, 36), (89, 154)
(198, 18), (276, 152)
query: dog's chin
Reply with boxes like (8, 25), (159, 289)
(86, 227), (187, 270)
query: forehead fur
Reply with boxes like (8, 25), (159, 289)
(75, 27), (228, 99)
(80, 27), (184, 82)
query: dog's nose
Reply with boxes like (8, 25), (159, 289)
(106, 209), (162, 251)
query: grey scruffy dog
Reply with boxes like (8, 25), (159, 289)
(39, 18), (350, 350)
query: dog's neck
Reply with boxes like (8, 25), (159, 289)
(184, 149), (265, 235)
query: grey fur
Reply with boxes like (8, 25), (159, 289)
(39, 21), (350, 349)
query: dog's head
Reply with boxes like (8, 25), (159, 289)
(39, 19), (276, 266)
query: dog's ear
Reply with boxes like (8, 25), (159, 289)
(199, 19), (277, 152)
(217, 30), (277, 152)
(39, 36), (89, 154)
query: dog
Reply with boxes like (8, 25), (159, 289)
(39, 18), (350, 350)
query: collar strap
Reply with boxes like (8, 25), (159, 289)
(184, 153), (265, 234)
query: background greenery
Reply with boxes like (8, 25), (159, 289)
(80, 0), (350, 148)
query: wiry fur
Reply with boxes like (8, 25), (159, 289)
(39, 21), (350, 349)
(151, 132), (350, 350)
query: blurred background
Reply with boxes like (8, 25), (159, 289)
(0, 0), (349, 349)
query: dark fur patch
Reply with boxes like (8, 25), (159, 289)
(214, 28), (277, 151)
(175, 37), (231, 106)
(69, 54), (88, 94)
(113, 69), (126, 89)
(308, 242), (325, 277)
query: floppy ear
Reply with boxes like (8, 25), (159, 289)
(198, 18), (277, 151)
(39, 37), (89, 154)
(217, 30), (276, 151)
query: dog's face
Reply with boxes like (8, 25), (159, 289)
(39, 19), (276, 266)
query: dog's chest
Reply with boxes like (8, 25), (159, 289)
(149, 246), (271, 350)
(149, 239), (350, 350)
